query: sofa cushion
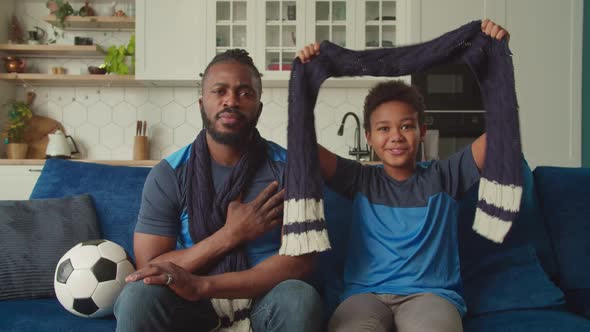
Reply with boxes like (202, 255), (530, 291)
(534, 166), (590, 319)
(0, 194), (100, 300)
(463, 308), (590, 332)
(462, 245), (564, 315)
(458, 158), (562, 315)
(0, 299), (116, 331)
(30, 159), (151, 260)
(309, 187), (353, 321)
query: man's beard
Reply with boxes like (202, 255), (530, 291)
(200, 106), (258, 147)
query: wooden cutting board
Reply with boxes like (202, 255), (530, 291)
(24, 115), (65, 159)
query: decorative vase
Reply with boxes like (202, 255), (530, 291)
(6, 143), (28, 159)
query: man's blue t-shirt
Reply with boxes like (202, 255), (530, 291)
(134, 141), (287, 267)
(328, 146), (480, 316)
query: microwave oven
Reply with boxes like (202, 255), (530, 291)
(411, 62), (483, 111)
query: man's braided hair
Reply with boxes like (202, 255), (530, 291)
(201, 49), (262, 95)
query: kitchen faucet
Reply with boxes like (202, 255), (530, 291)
(337, 112), (371, 161)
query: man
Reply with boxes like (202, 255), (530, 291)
(114, 49), (322, 332)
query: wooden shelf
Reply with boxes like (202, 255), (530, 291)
(0, 159), (159, 167)
(0, 73), (141, 87)
(0, 44), (105, 58)
(44, 15), (135, 31)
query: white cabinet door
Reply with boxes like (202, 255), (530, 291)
(206, 0), (257, 62)
(305, 0), (356, 49)
(354, 0), (409, 50)
(0, 165), (43, 200)
(255, 0), (307, 79)
(136, 0), (207, 81)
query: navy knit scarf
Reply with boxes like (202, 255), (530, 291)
(186, 128), (268, 330)
(282, 20), (521, 249)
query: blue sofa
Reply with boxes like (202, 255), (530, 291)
(1, 158), (589, 331)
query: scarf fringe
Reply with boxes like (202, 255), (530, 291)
(279, 198), (331, 255)
(210, 298), (252, 332)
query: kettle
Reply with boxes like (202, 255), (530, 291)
(46, 129), (80, 159)
(4, 56), (26, 73)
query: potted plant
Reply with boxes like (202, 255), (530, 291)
(46, 0), (74, 43)
(103, 34), (135, 75)
(46, 0), (74, 27)
(2, 100), (33, 159)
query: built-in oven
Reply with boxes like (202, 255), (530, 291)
(412, 62), (486, 161)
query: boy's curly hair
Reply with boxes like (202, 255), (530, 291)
(363, 80), (425, 131)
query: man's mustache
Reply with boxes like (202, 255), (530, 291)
(216, 107), (245, 120)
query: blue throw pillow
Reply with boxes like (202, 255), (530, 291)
(534, 166), (590, 319)
(458, 157), (563, 315)
(30, 159), (151, 260)
(462, 245), (565, 315)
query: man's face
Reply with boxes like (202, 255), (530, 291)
(366, 100), (426, 179)
(199, 61), (262, 146)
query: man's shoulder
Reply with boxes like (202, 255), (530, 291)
(163, 144), (192, 170)
(265, 140), (287, 163)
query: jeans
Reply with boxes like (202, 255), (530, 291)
(114, 279), (323, 332)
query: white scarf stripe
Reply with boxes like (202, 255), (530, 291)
(478, 178), (523, 212)
(283, 198), (325, 223)
(210, 298), (252, 332)
(279, 229), (331, 256)
(473, 208), (513, 243)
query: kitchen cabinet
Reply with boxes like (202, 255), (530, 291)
(0, 165), (42, 200)
(137, 0), (410, 85)
(257, 0), (409, 79)
(306, 0), (409, 50)
(135, 0), (207, 81)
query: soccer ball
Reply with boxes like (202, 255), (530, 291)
(54, 239), (136, 318)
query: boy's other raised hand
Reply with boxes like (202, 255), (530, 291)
(481, 19), (510, 42)
(297, 42), (321, 64)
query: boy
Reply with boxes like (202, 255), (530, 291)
(297, 19), (508, 332)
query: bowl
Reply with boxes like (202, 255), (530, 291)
(88, 66), (107, 75)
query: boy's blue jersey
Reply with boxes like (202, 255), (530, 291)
(135, 141), (287, 267)
(328, 146), (480, 316)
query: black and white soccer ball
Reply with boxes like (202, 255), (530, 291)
(54, 239), (135, 318)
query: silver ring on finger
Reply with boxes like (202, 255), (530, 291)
(165, 273), (174, 286)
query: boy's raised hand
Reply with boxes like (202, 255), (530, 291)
(481, 19), (510, 42)
(297, 42), (321, 63)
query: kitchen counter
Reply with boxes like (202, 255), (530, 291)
(0, 159), (160, 167)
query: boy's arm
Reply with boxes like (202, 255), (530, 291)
(471, 133), (486, 173)
(318, 144), (338, 182)
(126, 253), (316, 301)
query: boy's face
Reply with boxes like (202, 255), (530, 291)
(365, 100), (426, 179)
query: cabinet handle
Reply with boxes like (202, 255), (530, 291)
(28, 169), (42, 172)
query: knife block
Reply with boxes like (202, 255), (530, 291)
(132, 136), (149, 160)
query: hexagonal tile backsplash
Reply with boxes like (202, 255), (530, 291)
(12, 0), (370, 161)
(18, 86), (369, 160)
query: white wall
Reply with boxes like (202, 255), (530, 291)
(0, 0), (17, 158)
(411, 0), (583, 168)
